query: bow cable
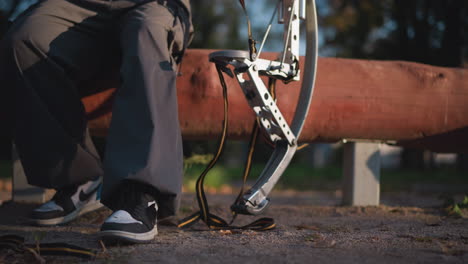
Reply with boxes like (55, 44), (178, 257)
(257, 0), (282, 58)
(239, 0), (257, 60)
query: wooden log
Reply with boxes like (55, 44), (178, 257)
(82, 49), (468, 153)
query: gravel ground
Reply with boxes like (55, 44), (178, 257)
(0, 190), (467, 263)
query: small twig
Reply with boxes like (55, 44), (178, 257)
(98, 240), (111, 259)
(99, 240), (107, 254)
(25, 247), (46, 264)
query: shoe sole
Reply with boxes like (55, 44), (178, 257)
(31, 201), (104, 226)
(98, 225), (158, 244)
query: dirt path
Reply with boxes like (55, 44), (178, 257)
(1, 191), (467, 263)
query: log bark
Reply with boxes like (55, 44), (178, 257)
(82, 49), (468, 153)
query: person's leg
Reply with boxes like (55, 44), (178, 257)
(100, 0), (191, 242)
(0, 0), (117, 225)
(0, 0), (115, 188)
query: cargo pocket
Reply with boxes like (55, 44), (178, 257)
(167, 15), (185, 71)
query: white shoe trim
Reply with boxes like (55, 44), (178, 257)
(71, 177), (103, 206)
(33, 201), (64, 212)
(148, 201), (157, 210)
(32, 201), (103, 226)
(99, 225), (158, 243)
(104, 210), (143, 225)
(31, 177), (103, 226)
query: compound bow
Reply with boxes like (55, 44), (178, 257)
(179, 0), (318, 230)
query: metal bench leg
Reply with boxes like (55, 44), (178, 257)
(12, 144), (46, 203)
(342, 142), (381, 206)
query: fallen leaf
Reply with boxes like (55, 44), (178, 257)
(219, 230), (233, 235)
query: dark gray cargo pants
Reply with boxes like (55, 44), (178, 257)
(0, 0), (192, 217)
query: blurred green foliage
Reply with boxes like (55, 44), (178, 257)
(318, 0), (468, 169)
(183, 160), (468, 192)
(442, 194), (468, 218)
(2, 0), (467, 64)
(2, 154), (467, 192)
(0, 160), (12, 179)
(320, 0), (468, 66)
(189, 0), (245, 50)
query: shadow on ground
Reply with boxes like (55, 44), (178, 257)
(0, 191), (467, 263)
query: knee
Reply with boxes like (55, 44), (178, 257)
(123, 13), (172, 55)
(0, 28), (44, 70)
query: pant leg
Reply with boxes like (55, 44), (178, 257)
(102, 1), (191, 218)
(0, 0), (116, 188)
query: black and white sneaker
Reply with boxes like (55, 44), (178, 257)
(30, 177), (103, 226)
(99, 194), (158, 244)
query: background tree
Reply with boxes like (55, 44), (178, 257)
(318, 0), (468, 170)
(319, 0), (468, 66)
(190, 0), (245, 49)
